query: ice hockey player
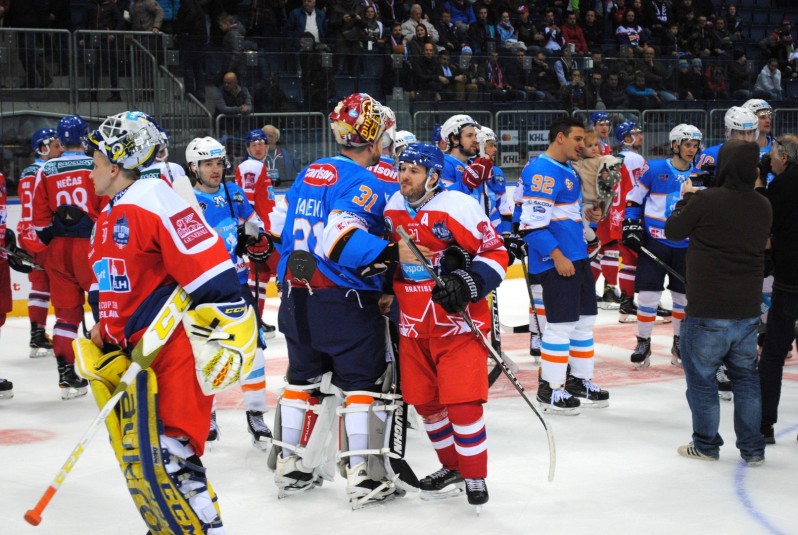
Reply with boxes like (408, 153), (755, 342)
(517, 117), (608, 414)
(696, 106), (759, 172)
(235, 129), (278, 338)
(1, 170), (14, 398)
(438, 114), (494, 194)
(623, 124), (701, 369)
(267, 93), (408, 509)
(384, 142), (507, 510)
(17, 127), (63, 357)
(472, 126), (511, 233)
(188, 135), (274, 450)
(33, 115), (103, 400)
(394, 130), (417, 159)
(743, 99), (774, 165)
(589, 112), (614, 156)
(80, 110), (257, 534)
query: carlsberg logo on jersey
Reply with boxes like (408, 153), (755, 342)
(303, 163), (339, 187)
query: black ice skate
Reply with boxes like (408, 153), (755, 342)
(246, 410), (273, 450)
(207, 411), (220, 444)
(56, 356), (87, 400)
(598, 284), (622, 310)
(618, 293), (637, 323)
(717, 365), (732, 401)
(671, 335), (682, 366)
(529, 332), (541, 364)
(419, 467), (464, 501)
(565, 373), (609, 408)
(0, 378), (13, 400)
(631, 336), (651, 370)
(465, 478), (489, 515)
(657, 303), (673, 323)
(537, 377), (580, 415)
(29, 326), (54, 358)
(262, 323), (277, 340)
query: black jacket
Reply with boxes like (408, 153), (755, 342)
(761, 161), (798, 293)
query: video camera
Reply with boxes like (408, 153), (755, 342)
(689, 163), (717, 189)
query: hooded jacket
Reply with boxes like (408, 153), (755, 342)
(665, 140), (772, 319)
(761, 160), (798, 293)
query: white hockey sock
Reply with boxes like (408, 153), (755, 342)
(241, 348), (267, 412)
(280, 403), (304, 458)
(344, 403), (388, 468)
(671, 292), (687, 336)
(541, 321), (577, 387)
(636, 291), (662, 339)
(569, 314), (597, 379)
(530, 285), (547, 334)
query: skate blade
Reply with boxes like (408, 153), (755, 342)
(420, 483), (465, 501)
(618, 314), (636, 324)
(263, 331), (276, 340)
(0, 391), (14, 400)
(474, 504), (484, 516)
(719, 392), (733, 401)
(60, 386), (88, 400)
(532, 356), (541, 366)
(578, 398), (609, 409)
(598, 301), (620, 310)
(277, 480), (322, 499)
(658, 316), (673, 323)
(29, 347), (54, 358)
(350, 489), (403, 511)
(538, 402), (580, 416)
(670, 357), (682, 367)
(632, 358), (651, 370)
(251, 438), (271, 452)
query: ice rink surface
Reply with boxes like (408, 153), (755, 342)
(1, 276), (796, 535)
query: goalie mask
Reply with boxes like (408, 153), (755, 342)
(329, 93), (393, 147)
(85, 111), (164, 171)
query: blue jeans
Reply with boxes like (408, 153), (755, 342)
(680, 315), (765, 460)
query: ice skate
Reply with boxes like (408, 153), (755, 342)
(618, 293), (637, 323)
(206, 411), (220, 444)
(346, 461), (404, 510)
(56, 357), (87, 400)
(0, 378), (13, 400)
(598, 285), (622, 310)
(29, 326), (54, 358)
(670, 335), (682, 366)
(631, 336), (651, 370)
(274, 455), (324, 499)
(565, 373), (609, 408)
(262, 323), (277, 340)
(537, 378), (580, 415)
(529, 332), (541, 365)
(465, 478), (489, 515)
(657, 303), (673, 323)
(246, 410), (272, 451)
(717, 365), (732, 401)
(419, 467), (465, 501)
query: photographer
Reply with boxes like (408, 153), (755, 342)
(756, 133), (798, 444)
(665, 139), (771, 464)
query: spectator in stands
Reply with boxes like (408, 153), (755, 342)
(626, 70), (661, 110)
(764, 19), (795, 68)
(581, 10), (604, 51)
(412, 41), (444, 101)
(435, 9), (459, 54)
(613, 45), (638, 84)
(456, 46), (484, 100)
(553, 46), (577, 88)
(407, 22), (434, 57)
(724, 4), (743, 42)
(254, 72), (289, 113)
(516, 5), (543, 53)
(616, 9), (651, 54)
(505, 48), (544, 100)
(600, 71), (630, 108)
(589, 49), (609, 79)
(299, 33), (335, 113)
(155, 0), (178, 34)
(561, 11), (588, 54)
(468, 5), (499, 55)
(660, 22), (682, 57)
(444, 0), (476, 40)
(667, 58), (698, 101)
(562, 68), (587, 110)
(261, 125), (299, 187)
(288, 0), (327, 44)
(753, 58), (783, 101)
(689, 14), (725, 57)
(175, 0), (208, 103)
(530, 50), (559, 100)
(130, 1), (164, 33)
(542, 9), (564, 52)
(642, 0), (671, 45)
(402, 4), (439, 43)
(678, 10), (700, 46)
(637, 47), (678, 102)
(362, 5), (386, 53)
(704, 64), (729, 100)
(497, 10), (526, 52)
(474, 0), (500, 25)
(436, 49), (462, 100)
(329, 5), (366, 75)
(218, 13), (254, 80)
(82, 0), (125, 102)
(215, 71), (253, 116)
(689, 57), (709, 98)
(729, 50), (753, 99)
(712, 16), (737, 49)
(479, 49), (514, 101)
(389, 22), (407, 55)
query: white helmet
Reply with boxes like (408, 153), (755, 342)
(441, 114), (478, 149)
(724, 106), (759, 140)
(477, 126), (497, 157)
(394, 130), (417, 157)
(742, 98), (772, 118)
(669, 123), (702, 151)
(186, 136), (227, 173)
(85, 111), (164, 171)
(381, 106), (397, 149)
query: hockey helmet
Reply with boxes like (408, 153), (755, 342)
(394, 130), (417, 157)
(329, 93), (393, 147)
(381, 106), (397, 149)
(57, 115), (89, 147)
(742, 98), (772, 118)
(245, 128), (268, 145)
(398, 142), (444, 174)
(441, 114), (478, 148)
(431, 124), (443, 143)
(85, 111), (163, 171)
(186, 137), (227, 172)
(31, 127), (59, 156)
(614, 121), (640, 145)
(669, 124), (703, 151)
(589, 112), (611, 126)
(476, 126), (497, 157)
(724, 106), (758, 140)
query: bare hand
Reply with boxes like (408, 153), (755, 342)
(681, 178), (699, 195)
(398, 240), (433, 263)
(90, 323), (104, 348)
(585, 206), (602, 223)
(378, 294), (394, 314)
(554, 255), (575, 277)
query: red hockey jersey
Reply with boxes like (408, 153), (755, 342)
(17, 161), (47, 253)
(235, 158), (275, 231)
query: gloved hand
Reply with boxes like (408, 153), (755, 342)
(431, 269), (480, 314)
(246, 233), (274, 264)
(621, 218), (644, 252)
(586, 236), (601, 259)
(440, 245), (472, 274)
(503, 233), (527, 264)
(4, 229), (17, 251)
(462, 158), (494, 190)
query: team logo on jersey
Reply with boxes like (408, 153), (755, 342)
(170, 207), (211, 249)
(456, 165), (464, 174)
(199, 201), (208, 211)
(304, 163), (339, 187)
(431, 221), (453, 242)
(233, 191), (245, 204)
(93, 258), (131, 293)
(477, 220), (502, 249)
(112, 214), (130, 248)
(565, 178), (574, 191)
(658, 174), (669, 182)
(243, 172), (257, 190)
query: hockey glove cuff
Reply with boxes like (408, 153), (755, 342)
(359, 242), (399, 277)
(462, 158), (494, 190)
(441, 245), (472, 274)
(503, 232), (527, 264)
(621, 218), (644, 252)
(431, 269), (481, 314)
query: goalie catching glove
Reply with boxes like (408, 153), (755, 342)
(431, 269), (482, 314)
(183, 301), (258, 395)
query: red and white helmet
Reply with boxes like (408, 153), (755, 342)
(329, 93), (393, 147)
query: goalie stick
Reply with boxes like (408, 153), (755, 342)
(24, 285), (192, 526)
(397, 226), (556, 482)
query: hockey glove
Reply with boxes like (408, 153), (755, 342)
(621, 218), (644, 252)
(503, 232), (527, 264)
(184, 301), (258, 395)
(235, 221), (261, 258)
(6, 248), (36, 274)
(431, 269), (481, 314)
(246, 233), (274, 264)
(4, 228), (17, 250)
(462, 158), (494, 190)
(587, 236), (601, 260)
(441, 245), (472, 274)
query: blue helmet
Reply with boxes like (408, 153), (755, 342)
(398, 142), (444, 174)
(57, 115), (89, 146)
(431, 124), (442, 143)
(246, 129), (268, 145)
(31, 127), (59, 155)
(589, 112), (610, 126)
(614, 121), (639, 145)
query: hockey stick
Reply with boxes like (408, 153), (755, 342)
(396, 226), (556, 482)
(639, 245), (686, 285)
(0, 245), (43, 270)
(500, 322), (530, 334)
(24, 285), (192, 526)
(481, 181), (507, 387)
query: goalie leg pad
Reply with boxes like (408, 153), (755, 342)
(116, 369), (224, 534)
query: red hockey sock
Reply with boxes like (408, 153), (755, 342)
(447, 402), (488, 479)
(415, 401), (458, 471)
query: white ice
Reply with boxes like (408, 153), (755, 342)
(1, 276), (796, 535)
